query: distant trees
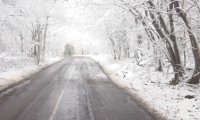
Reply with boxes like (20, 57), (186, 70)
(0, 0), (69, 64)
(0, 0), (51, 64)
(64, 44), (75, 57)
(105, 10), (131, 60)
(107, 29), (130, 60)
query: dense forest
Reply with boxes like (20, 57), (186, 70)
(1, 0), (200, 84)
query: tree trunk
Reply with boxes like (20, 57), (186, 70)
(168, 1), (184, 84)
(172, 0), (200, 84)
(147, 0), (183, 84)
(42, 16), (49, 61)
(157, 59), (163, 72)
(19, 32), (24, 54)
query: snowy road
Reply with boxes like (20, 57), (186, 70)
(0, 57), (155, 120)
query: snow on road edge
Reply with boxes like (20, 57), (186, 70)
(89, 55), (200, 120)
(0, 57), (63, 92)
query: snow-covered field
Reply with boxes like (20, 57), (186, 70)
(0, 52), (62, 91)
(90, 55), (200, 120)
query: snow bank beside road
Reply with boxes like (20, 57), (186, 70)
(0, 53), (62, 91)
(90, 55), (200, 120)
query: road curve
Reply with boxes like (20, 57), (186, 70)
(0, 57), (155, 120)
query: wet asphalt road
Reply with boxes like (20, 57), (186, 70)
(0, 57), (155, 120)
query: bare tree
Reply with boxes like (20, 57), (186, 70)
(172, 0), (200, 84)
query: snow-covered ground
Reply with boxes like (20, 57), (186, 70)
(90, 55), (200, 120)
(1, 53), (199, 120)
(0, 52), (62, 91)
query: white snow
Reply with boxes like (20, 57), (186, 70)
(0, 52), (62, 91)
(90, 55), (200, 120)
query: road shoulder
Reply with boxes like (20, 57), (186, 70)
(89, 57), (166, 120)
(0, 58), (63, 94)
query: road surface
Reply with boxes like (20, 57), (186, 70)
(0, 57), (155, 120)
